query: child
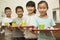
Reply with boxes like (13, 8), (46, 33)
(37, 1), (56, 40)
(2, 7), (13, 40)
(12, 6), (25, 40)
(2, 7), (13, 35)
(2, 7), (13, 26)
(24, 1), (37, 40)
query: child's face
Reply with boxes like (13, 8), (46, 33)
(5, 9), (11, 17)
(27, 6), (35, 14)
(16, 8), (23, 18)
(38, 3), (48, 16)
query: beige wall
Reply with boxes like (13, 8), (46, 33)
(0, 0), (59, 21)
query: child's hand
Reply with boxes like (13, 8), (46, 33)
(29, 27), (37, 34)
(28, 28), (32, 31)
(33, 27), (37, 30)
(54, 28), (60, 30)
(47, 27), (54, 30)
(17, 26), (24, 32)
(50, 27), (54, 30)
(8, 26), (14, 31)
(33, 27), (37, 34)
(0, 26), (1, 28)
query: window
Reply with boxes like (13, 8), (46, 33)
(53, 11), (56, 21)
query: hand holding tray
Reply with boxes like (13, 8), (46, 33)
(32, 28), (60, 32)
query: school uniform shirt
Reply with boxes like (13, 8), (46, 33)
(2, 17), (13, 26)
(36, 16), (56, 40)
(12, 17), (25, 38)
(24, 14), (37, 39)
(2, 17), (13, 36)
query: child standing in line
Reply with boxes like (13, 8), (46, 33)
(36, 1), (56, 40)
(24, 1), (37, 40)
(2, 7), (13, 26)
(12, 6), (25, 40)
(2, 7), (13, 40)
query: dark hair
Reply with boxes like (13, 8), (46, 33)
(4, 7), (11, 13)
(26, 1), (36, 13)
(38, 1), (48, 9)
(15, 6), (24, 13)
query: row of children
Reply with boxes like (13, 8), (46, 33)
(0, 0), (56, 40)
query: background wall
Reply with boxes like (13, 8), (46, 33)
(0, 0), (59, 22)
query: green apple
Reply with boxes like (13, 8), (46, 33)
(39, 24), (44, 30)
(12, 22), (16, 27)
(20, 22), (26, 26)
(5, 22), (9, 26)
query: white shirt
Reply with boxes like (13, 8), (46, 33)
(25, 14), (37, 27)
(2, 17), (13, 36)
(24, 14), (37, 38)
(2, 17), (13, 26)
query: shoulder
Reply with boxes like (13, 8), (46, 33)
(48, 17), (54, 21)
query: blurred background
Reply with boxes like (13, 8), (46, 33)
(0, 0), (60, 40)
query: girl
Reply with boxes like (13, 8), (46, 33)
(24, 1), (37, 40)
(37, 1), (56, 40)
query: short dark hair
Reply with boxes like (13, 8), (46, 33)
(26, 1), (36, 13)
(38, 1), (48, 9)
(4, 7), (11, 13)
(15, 6), (24, 13)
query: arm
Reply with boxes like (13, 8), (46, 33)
(17, 26), (24, 32)
(49, 18), (56, 30)
(28, 27), (38, 34)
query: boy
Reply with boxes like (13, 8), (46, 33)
(2, 7), (13, 40)
(12, 6), (25, 40)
